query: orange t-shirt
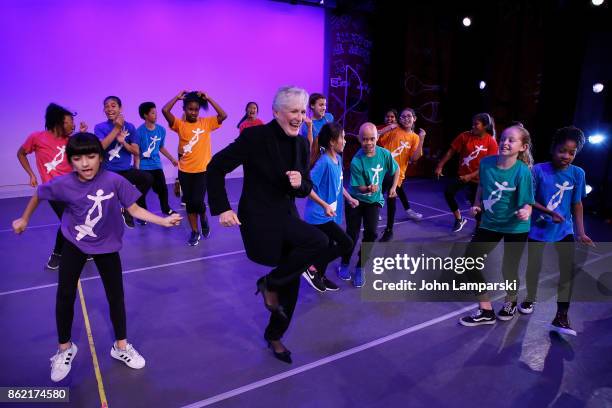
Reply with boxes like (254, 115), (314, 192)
(378, 128), (420, 184)
(450, 131), (498, 181)
(171, 116), (221, 173)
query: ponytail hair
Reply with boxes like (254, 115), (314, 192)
(182, 92), (209, 111)
(504, 124), (533, 168)
(310, 122), (344, 169)
(473, 112), (496, 139)
(237, 101), (259, 128)
(45, 103), (74, 131)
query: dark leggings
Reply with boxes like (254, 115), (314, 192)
(342, 201), (380, 266)
(115, 168), (153, 209)
(56, 239), (126, 344)
(178, 170), (207, 214)
(144, 169), (171, 213)
(382, 174), (410, 230)
(313, 221), (354, 276)
(444, 178), (480, 221)
(49, 200), (65, 255)
(463, 227), (528, 300)
(525, 235), (575, 312)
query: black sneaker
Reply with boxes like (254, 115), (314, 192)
(188, 231), (201, 246)
(321, 276), (339, 291)
(452, 218), (468, 232)
(551, 312), (577, 336)
(201, 215), (211, 238)
(302, 269), (326, 292)
(122, 210), (135, 229)
(498, 301), (517, 321)
(459, 308), (496, 326)
(46, 253), (61, 270)
(86, 256), (94, 261)
(518, 301), (535, 314)
(379, 228), (394, 242)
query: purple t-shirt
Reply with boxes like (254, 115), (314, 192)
(37, 169), (141, 254)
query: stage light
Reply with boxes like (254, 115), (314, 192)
(319, 0), (324, 4)
(479, 81), (486, 90)
(592, 0), (604, 6)
(593, 83), (604, 93)
(462, 17), (471, 27)
(586, 185), (593, 195)
(588, 134), (606, 144)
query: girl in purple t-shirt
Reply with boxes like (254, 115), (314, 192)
(12, 133), (182, 383)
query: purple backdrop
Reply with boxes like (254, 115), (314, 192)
(0, 0), (325, 195)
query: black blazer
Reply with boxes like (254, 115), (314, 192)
(207, 120), (313, 266)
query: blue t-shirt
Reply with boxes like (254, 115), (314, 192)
(529, 162), (586, 242)
(478, 156), (534, 234)
(136, 124), (166, 170)
(299, 113), (334, 140)
(304, 154), (344, 225)
(94, 120), (137, 172)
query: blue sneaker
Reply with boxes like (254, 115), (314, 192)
(352, 267), (365, 288)
(337, 264), (351, 281)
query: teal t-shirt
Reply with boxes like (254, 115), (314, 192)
(479, 156), (534, 233)
(348, 146), (398, 206)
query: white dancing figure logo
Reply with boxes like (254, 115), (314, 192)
(109, 128), (129, 161)
(44, 146), (65, 173)
(483, 181), (516, 212)
(108, 142), (123, 161)
(74, 189), (115, 240)
(142, 135), (161, 158)
(391, 141), (411, 158)
(365, 164), (384, 196)
(462, 145), (487, 167)
(537, 181), (574, 222)
(329, 170), (343, 212)
(183, 128), (204, 155)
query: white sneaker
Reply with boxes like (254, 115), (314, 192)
(111, 343), (146, 369)
(406, 208), (423, 221)
(50, 342), (78, 382)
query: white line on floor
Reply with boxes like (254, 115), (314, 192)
(0, 249), (246, 296)
(180, 304), (478, 408)
(180, 258), (600, 408)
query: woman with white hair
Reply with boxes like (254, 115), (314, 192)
(207, 86), (338, 363)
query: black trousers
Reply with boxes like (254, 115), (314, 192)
(463, 227), (528, 299)
(143, 169), (171, 214)
(115, 168), (153, 209)
(56, 239), (126, 344)
(342, 201), (380, 266)
(264, 215), (335, 341)
(178, 170), (207, 214)
(49, 200), (66, 255)
(525, 234), (575, 312)
(444, 178), (479, 217)
(382, 174), (410, 230)
(313, 221), (354, 276)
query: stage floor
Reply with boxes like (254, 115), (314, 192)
(1, 177), (611, 408)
